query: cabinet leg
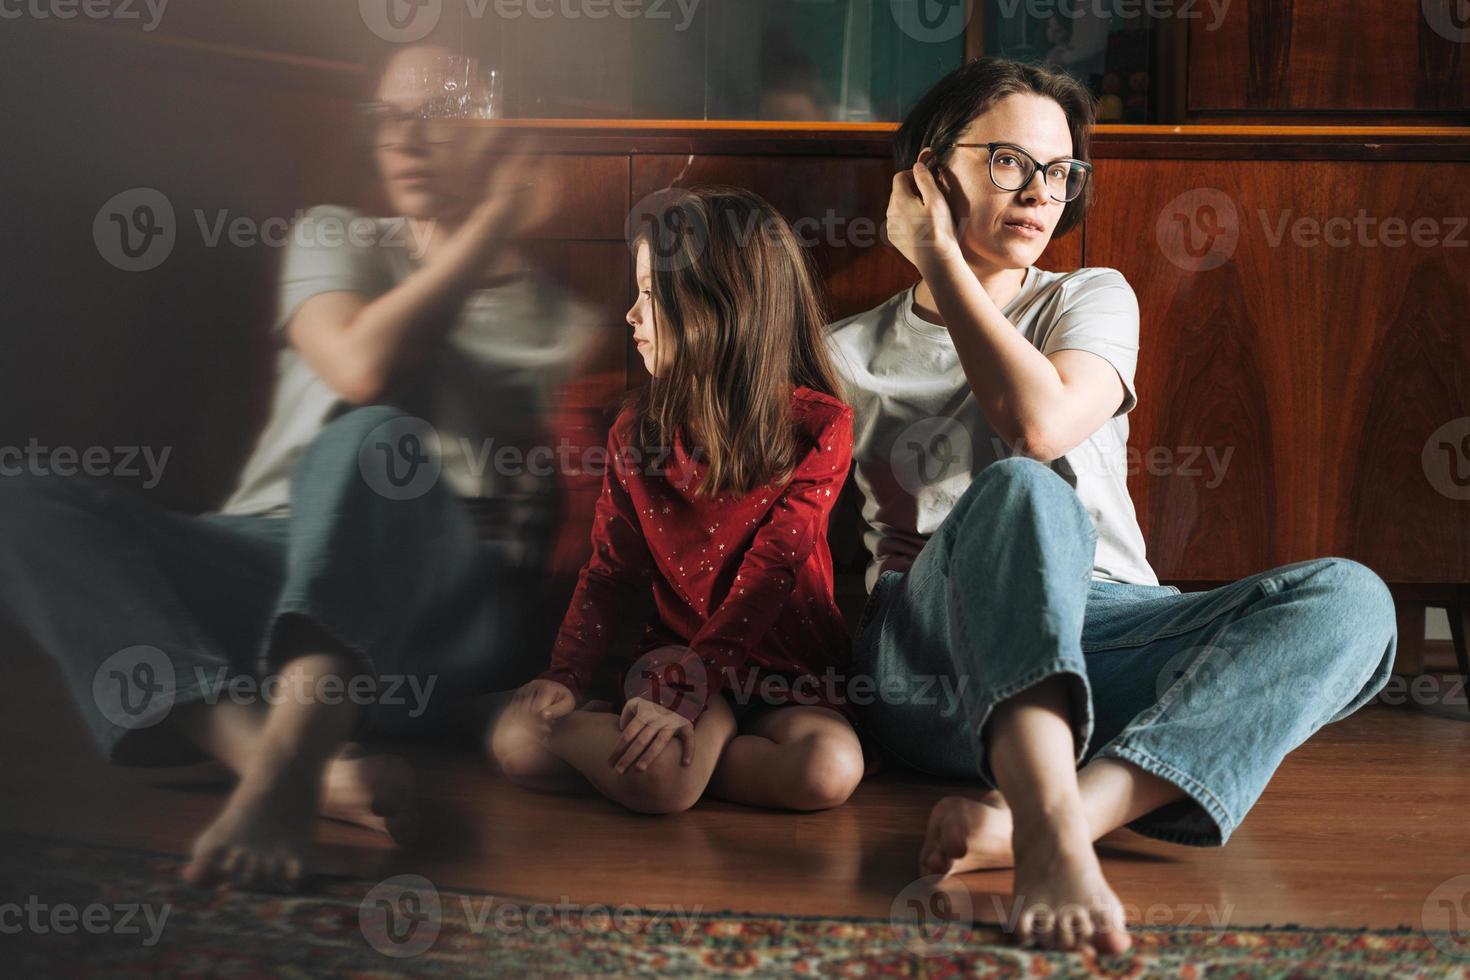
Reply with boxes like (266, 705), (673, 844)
(1393, 600), (1425, 676)
(1448, 592), (1470, 716)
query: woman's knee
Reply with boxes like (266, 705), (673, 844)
(1296, 558), (1396, 640)
(780, 733), (865, 811)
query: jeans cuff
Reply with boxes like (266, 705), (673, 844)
(1090, 741), (1236, 847)
(259, 601), (382, 741)
(967, 659), (1094, 789)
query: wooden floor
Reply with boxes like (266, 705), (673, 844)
(4, 642), (1469, 933)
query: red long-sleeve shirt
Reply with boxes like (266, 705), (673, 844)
(540, 386), (854, 723)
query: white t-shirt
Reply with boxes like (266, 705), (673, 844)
(826, 265), (1158, 591)
(221, 206), (597, 564)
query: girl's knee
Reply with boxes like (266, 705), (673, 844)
(611, 752), (707, 814)
(489, 713), (554, 784)
(782, 734), (865, 811)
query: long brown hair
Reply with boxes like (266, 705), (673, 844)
(627, 186), (843, 498)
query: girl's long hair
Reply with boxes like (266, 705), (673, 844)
(627, 186), (843, 498)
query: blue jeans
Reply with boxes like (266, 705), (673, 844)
(851, 456), (1396, 846)
(0, 407), (567, 766)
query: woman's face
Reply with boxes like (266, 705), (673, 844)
(937, 93), (1075, 272)
(373, 47), (489, 223)
(629, 243), (675, 377)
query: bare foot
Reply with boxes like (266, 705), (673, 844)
(182, 752), (319, 892)
(920, 791), (1015, 875)
(1009, 813), (1130, 954)
(322, 750), (419, 845)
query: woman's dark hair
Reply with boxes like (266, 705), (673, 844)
(627, 186), (844, 498)
(895, 57), (1098, 238)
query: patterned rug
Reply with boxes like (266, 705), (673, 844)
(3, 836), (1463, 978)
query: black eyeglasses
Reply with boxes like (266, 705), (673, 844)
(951, 141), (1092, 203)
(359, 101), (460, 148)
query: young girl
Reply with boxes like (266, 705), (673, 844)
(489, 187), (864, 814)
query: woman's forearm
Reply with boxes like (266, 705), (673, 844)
(290, 199), (516, 404)
(921, 249), (1069, 457)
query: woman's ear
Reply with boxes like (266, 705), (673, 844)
(917, 146), (952, 196)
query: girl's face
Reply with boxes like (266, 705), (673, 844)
(938, 93), (1074, 272)
(629, 243), (675, 377)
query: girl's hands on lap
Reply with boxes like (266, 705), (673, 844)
(610, 697), (695, 774)
(512, 679), (576, 725)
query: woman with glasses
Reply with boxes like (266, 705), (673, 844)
(827, 58), (1395, 954)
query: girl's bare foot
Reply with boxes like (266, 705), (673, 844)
(322, 751), (420, 845)
(1009, 812), (1131, 954)
(182, 750), (319, 892)
(920, 790), (1015, 875)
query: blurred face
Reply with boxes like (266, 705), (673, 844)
(373, 46), (491, 222)
(629, 243), (675, 377)
(938, 93), (1076, 272)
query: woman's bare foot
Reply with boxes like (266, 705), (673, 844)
(322, 750), (420, 845)
(1009, 812), (1130, 954)
(920, 790), (1015, 875)
(182, 749), (320, 892)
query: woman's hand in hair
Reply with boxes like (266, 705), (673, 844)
(609, 697), (696, 774)
(886, 150), (962, 276)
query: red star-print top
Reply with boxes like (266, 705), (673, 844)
(540, 386), (854, 723)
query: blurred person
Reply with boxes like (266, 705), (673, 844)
(0, 44), (601, 892)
